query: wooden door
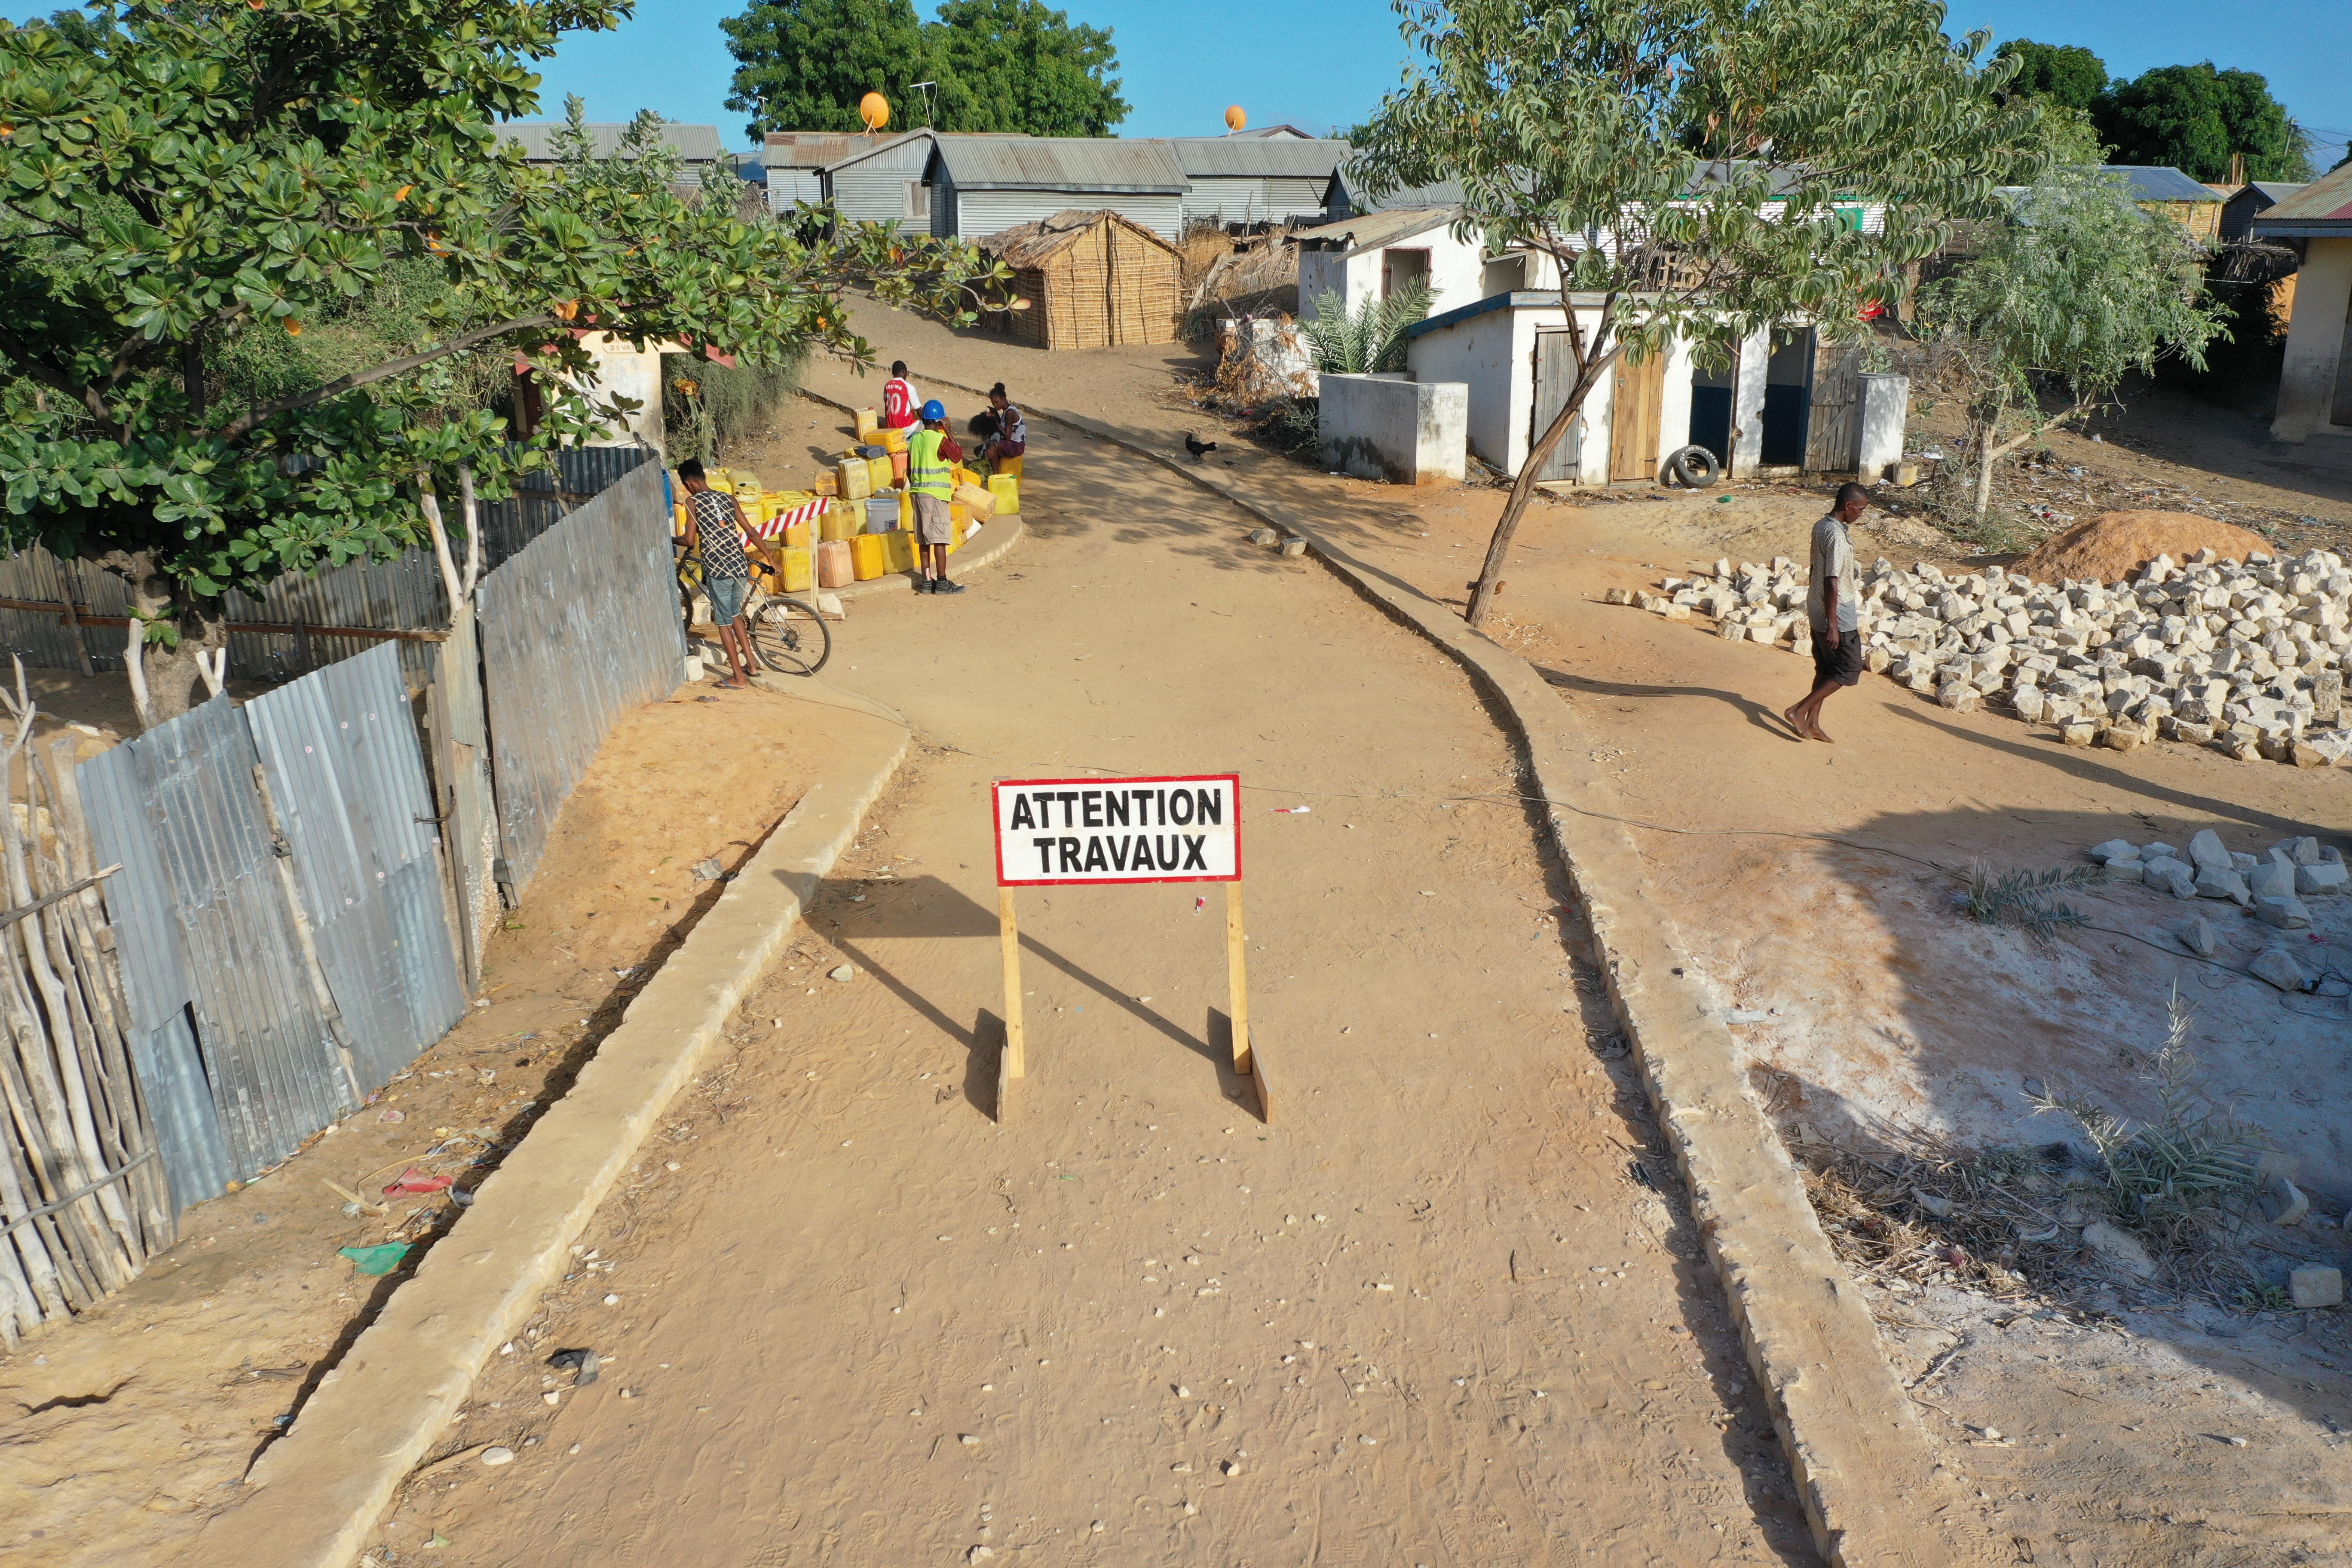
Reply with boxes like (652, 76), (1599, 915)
(1607, 348), (1666, 482)
(1805, 339), (1865, 472)
(1529, 329), (1585, 482)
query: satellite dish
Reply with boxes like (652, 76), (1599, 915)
(860, 92), (890, 132)
(1224, 105), (1246, 133)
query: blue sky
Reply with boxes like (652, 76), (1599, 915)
(519, 1), (2351, 165)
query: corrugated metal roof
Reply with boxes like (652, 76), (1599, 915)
(827, 128), (939, 175)
(1328, 167), (1468, 212)
(2104, 165), (2219, 203)
(502, 122), (729, 164)
(933, 137), (1188, 194)
(764, 132), (863, 169)
(1164, 138), (1351, 179)
(2242, 181), (2307, 203)
(2254, 161), (2352, 228)
(1293, 206), (1460, 253)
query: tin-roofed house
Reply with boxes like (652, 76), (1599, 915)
(1292, 207), (1490, 325)
(977, 210), (1185, 350)
(500, 121), (734, 199)
(762, 131), (862, 213)
(922, 136), (1191, 241)
(1166, 138), (1350, 230)
(825, 129), (949, 228)
(2222, 181), (2306, 243)
(2256, 162), (2352, 443)
(2106, 165), (2226, 242)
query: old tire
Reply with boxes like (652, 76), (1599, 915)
(1666, 445), (1720, 487)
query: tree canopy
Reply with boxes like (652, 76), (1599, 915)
(1918, 167), (2223, 522)
(723, 0), (1127, 141)
(723, 0), (929, 139)
(924, 0), (1127, 137)
(0, 0), (1004, 719)
(2095, 61), (2311, 183)
(1992, 40), (2108, 112)
(1351, 0), (2043, 626)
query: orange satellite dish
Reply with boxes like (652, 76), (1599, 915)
(860, 92), (890, 132)
(1224, 104), (1246, 133)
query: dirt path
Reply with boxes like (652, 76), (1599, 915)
(0, 686), (885, 1568)
(770, 306), (2352, 1565)
(374, 381), (1821, 1566)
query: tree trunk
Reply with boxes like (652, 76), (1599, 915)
(1464, 292), (1620, 630)
(1972, 392), (2005, 523)
(101, 551), (227, 730)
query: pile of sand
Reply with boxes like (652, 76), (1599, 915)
(2015, 511), (2273, 585)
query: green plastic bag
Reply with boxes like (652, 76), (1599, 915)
(339, 1243), (411, 1276)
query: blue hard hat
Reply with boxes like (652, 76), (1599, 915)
(921, 399), (946, 421)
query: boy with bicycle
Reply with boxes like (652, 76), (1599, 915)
(677, 457), (781, 688)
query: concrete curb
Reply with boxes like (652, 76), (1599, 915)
(190, 717), (911, 1568)
(952, 383), (1971, 1568)
(831, 511), (1024, 601)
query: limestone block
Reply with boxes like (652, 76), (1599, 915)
(2143, 858), (2197, 899)
(2187, 829), (2233, 870)
(2296, 861), (2348, 896)
(2254, 893), (2311, 930)
(2250, 947), (2310, 991)
(2089, 839), (2138, 864)
(2177, 917), (2216, 956)
(2289, 1267), (2344, 1308)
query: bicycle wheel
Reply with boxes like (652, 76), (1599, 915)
(747, 595), (832, 676)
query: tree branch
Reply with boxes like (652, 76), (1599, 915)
(0, 327), (120, 435)
(219, 313), (556, 441)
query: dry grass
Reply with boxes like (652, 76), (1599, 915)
(1796, 1136), (2269, 1320)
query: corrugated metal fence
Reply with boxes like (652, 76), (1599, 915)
(477, 461), (684, 889)
(0, 447), (650, 686)
(64, 454), (681, 1212)
(79, 644), (468, 1191)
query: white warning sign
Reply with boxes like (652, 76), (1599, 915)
(992, 774), (1241, 886)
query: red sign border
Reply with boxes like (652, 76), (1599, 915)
(992, 774), (1243, 888)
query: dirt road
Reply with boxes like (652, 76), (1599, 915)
(374, 393), (1819, 1565)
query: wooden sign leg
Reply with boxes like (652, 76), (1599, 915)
(1226, 880), (1252, 1077)
(999, 886), (1026, 1079)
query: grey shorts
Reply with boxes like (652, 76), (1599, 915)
(914, 493), (952, 545)
(707, 575), (750, 625)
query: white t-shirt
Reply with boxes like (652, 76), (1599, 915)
(1806, 514), (1859, 634)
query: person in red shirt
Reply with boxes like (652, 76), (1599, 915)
(881, 361), (919, 430)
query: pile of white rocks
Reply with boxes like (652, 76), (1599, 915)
(2088, 829), (2347, 991)
(1621, 546), (2352, 768)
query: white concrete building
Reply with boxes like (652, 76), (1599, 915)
(2257, 163), (2352, 444)
(1292, 208), (1491, 324)
(1403, 293), (1878, 485)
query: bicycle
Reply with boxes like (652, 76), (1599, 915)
(676, 549), (833, 677)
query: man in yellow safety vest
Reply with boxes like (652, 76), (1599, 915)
(907, 399), (963, 596)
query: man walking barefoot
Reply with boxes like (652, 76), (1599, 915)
(1785, 482), (1873, 742)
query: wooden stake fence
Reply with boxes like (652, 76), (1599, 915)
(0, 670), (173, 1344)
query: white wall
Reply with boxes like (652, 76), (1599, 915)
(576, 333), (665, 450)
(1299, 223), (1485, 322)
(1405, 304), (1531, 475)
(1730, 325), (1770, 477)
(2275, 237), (2352, 442)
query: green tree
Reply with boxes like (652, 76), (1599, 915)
(2095, 62), (2312, 182)
(1992, 40), (2108, 112)
(723, 0), (927, 139)
(1351, 0), (2043, 628)
(923, 0), (1127, 137)
(0, 0), (1004, 723)
(1918, 168), (2224, 524)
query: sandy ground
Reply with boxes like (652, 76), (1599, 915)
(0, 683), (882, 1567)
(729, 304), (2352, 1564)
(369, 380), (1825, 1567)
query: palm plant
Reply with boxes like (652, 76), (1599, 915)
(1300, 283), (1438, 376)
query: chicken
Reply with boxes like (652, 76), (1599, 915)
(1184, 432), (1218, 460)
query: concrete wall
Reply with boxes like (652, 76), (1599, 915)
(1729, 325), (1770, 477)
(2274, 237), (2352, 442)
(1319, 374), (1468, 485)
(577, 334), (664, 450)
(1857, 373), (1909, 479)
(1406, 303), (1534, 474)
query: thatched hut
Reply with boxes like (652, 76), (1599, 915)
(980, 210), (1183, 351)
